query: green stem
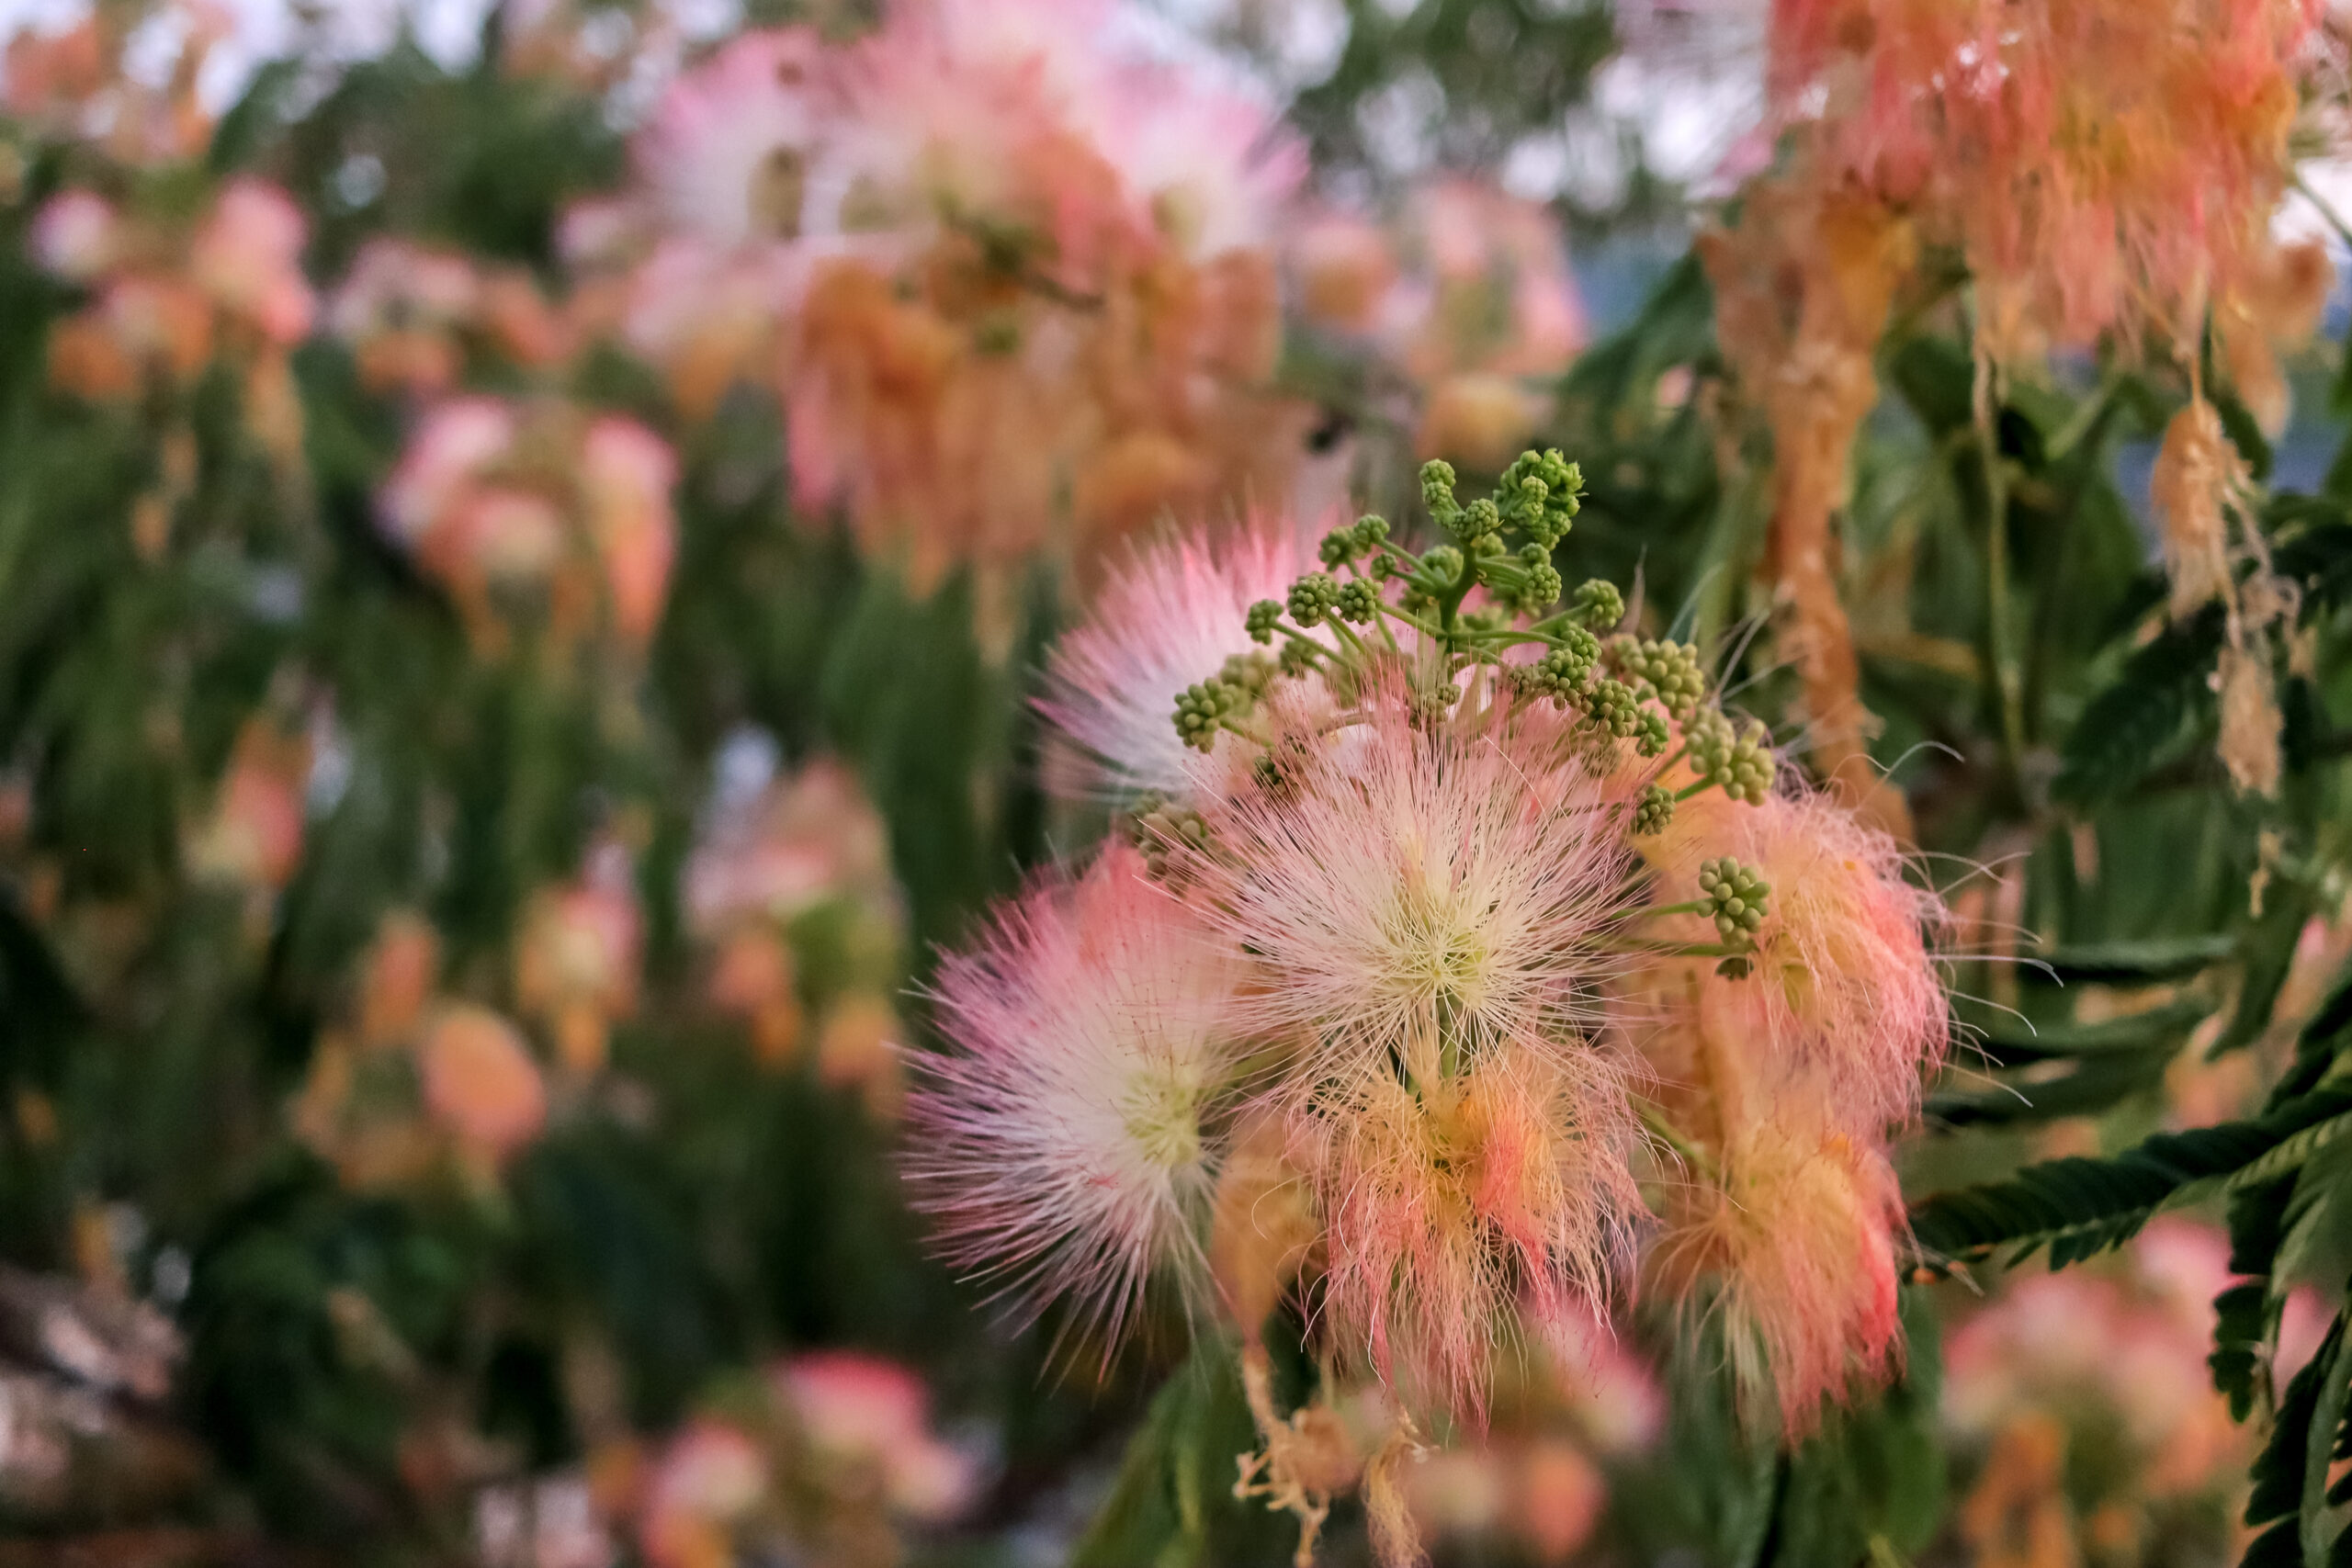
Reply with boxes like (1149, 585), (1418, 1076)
(1636, 1100), (1718, 1181)
(2293, 168), (2352, 253)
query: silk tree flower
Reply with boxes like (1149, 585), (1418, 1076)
(774, 1352), (978, 1523)
(913, 463), (1955, 1538)
(1186, 682), (1636, 1091)
(186, 716), (312, 896)
(905, 844), (1247, 1352)
(379, 397), (679, 656)
(417, 1004), (548, 1169)
(515, 844), (645, 1077)
(28, 190), (119, 281)
(1645, 1077), (1908, 1437)
(1040, 520), (1329, 797)
(1764, 0), (2319, 356)
(1308, 1039), (1644, 1423)
(188, 177), (315, 350)
(637, 28), (824, 247)
(1643, 786), (1947, 1134)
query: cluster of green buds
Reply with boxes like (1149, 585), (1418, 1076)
(1164, 449), (1785, 977)
(1128, 794), (1209, 883)
(1698, 857), (1771, 977)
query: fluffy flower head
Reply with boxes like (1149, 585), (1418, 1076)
(906, 844), (1244, 1351)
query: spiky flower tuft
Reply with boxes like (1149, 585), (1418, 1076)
(905, 846), (1244, 1352)
(1041, 521), (1329, 796)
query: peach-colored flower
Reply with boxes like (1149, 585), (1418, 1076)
(1309, 1039), (1642, 1423)
(580, 415), (679, 649)
(516, 852), (644, 1076)
(1645, 785), (1947, 1134)
(358, 910), (441, 1050)
(189, 178), (315, 348)
(187, 718), (311, 894)
(638, 1420), (768, 1568)
(379, 398), (677, 657)
(418, 1005), (548, 1166)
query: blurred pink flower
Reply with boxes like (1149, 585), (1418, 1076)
(776, 1351), (978, 1522)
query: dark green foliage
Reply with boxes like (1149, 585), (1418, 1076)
(1910, 1087), (2352, 1271)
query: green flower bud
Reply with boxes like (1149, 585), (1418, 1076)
(1419, 457), (1459, 516)
(1703, 717), (1775, 805)
(1633, 784), (1675, 836)
(1352, 513), (1390, 551)
(1624, 637), (1706, 718)
(1521, 560), (1563, 610)
(1453, 496), (1501, 545)
(1319, 529), (1358, 569)
(1698, 857), (1771, 947)
(1635, 707), (1670, 758)
(1287, 571), (1341, 627)
(1524, 627), (1600, 704)
(1570, 579), (1623, 630)
(1172, 680), (1236, 752)
(1219, 651), (1277, 699)
(1583, 677), (1643, 739)
(1244, 598), (1283, 645)
(1420, 545), (1464, 586)
(1335, 579), (1382, 625)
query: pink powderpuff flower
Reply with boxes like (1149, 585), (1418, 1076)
(380, 396), (522, 553)
(905, 843), (1245, 1353)
(1645, 784), (1947, 1134)
(417, 1004), (548, 1167)
(1186, 682), (1636, 1089)
(637, 28), (825, 247)
(684, 757), (899, 935)
(1648, 1106), (1905, 1438)
(1039, 518), (1329, 797)
(579, 416), (679, 649)
(1291, 211), (1398, 335)
(189, 177), (315, 348)
(775, 1351), (978, 1522)
(187, 718), (311, 894)
(29, 190), (119, 282)
(814, 0), (1138, 276)
(1308, 1037), (1644, 1424)
(516, 846), (644, 1076)
(638, 1418), (768, 1568)
(1081, 61), (1306, 260)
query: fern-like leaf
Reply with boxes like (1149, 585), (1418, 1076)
(1910, 1088), (2352, 1273)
